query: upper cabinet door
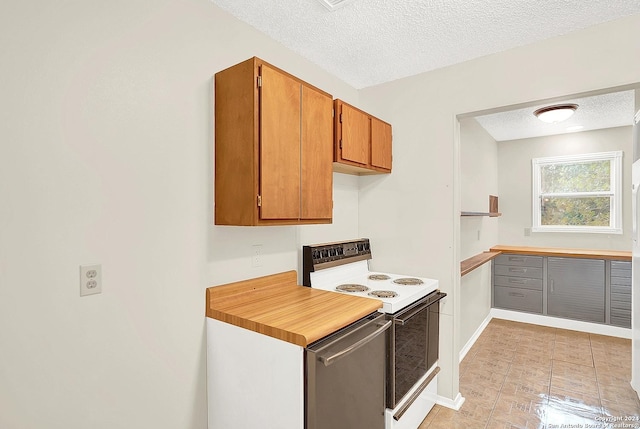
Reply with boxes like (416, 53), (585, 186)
(371, 117), (392, 171)
(333, 99), (392, 175)
(340, 103), (370, 166)
(301, 86), (333, 220)
(259, 64), (301, 220)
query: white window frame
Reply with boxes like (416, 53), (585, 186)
(531, 151), (623, 234)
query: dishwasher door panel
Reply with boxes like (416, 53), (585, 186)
(306, 313), (388, 429)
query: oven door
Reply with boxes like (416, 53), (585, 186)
(388, 291), (445, 409)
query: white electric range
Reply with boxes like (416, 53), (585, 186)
(306, 259), (439, 314)
(302, 238), (445, 429)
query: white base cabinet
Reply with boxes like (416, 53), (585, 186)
(206, 318), (304, 429)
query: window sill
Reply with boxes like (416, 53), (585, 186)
(531, 226), (623, 234)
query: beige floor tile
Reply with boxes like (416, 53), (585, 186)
(555, 328), (590, 343)
(491, 392), (546, 428)
(553, 342), (594, 366)
(485, 414), (545, 429)
(501, 378), (550, 398)
(470, 354), (513, 375)
(599, 382), (640, 406)
(601, 398), (640, 419)
(511, 352), (553, 369)
(426, 405), (488, 428)
(507, 364), (552, 384)
(421, 321), (637, 429)
(419, 404), (443, 428)
(548, 386), (603, 418)
(460, 384), (501, 405)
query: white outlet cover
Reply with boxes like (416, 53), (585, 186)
(80, 264), (102, 296)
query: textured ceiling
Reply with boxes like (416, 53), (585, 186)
(211, 0), (639, 139)
(474, 90), (636, 141)
(211, 0), (640, 89)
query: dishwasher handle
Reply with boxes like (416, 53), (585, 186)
(319, 320), (391, 367)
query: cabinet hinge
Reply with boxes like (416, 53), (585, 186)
(339, 113), (342, 123)
(332, 108), (335, 118)
(339, 140), (342, 149)
(257, 195), (262, 207)
(257, 76), (262, 88)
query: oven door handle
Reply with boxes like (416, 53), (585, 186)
(319, 320), (392, 367)
(394, 293), (446, 325)
(394, 301), (430, 326)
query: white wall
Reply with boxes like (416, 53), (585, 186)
(2, 1), (640, 427)
(0, 2), (359, 428)
(357, 13), (640, 402)
(459, 118), (499, 353)
(497, 126), (633, 249)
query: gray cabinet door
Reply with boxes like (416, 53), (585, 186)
(547, 257), (605, 323)
(610, 260), (631, 328)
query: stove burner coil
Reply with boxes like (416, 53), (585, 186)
(392, 278), (424, 285)
(368, 290), (398, 298)
(336, 284), (369, 293)
(368, 274), (391, 280)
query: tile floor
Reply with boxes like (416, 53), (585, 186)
(420, 318), (640, 428)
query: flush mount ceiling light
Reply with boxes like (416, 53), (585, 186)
(316, 0), (359, 11)
(533, 104), (578, 123)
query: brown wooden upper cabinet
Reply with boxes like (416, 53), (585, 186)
(334, 99), (392, 175)
(214, 57), (333, 226)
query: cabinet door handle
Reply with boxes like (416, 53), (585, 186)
(509, 267), (527, 273)
(508, 257), (525, 263)
(550, 279), (554, 293)
(508, 278), (527, 284)
(508, 292), (525, 298)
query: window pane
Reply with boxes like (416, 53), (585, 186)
(541, 196), (610, 226)
(540, 160), (610, 193)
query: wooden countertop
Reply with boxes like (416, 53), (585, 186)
(461, 251), (502, 276)
(205, 270), (382, 347)
(489, 245), (631, 261)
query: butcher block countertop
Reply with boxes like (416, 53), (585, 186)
(205, 270), (382, 347)
(489, 245), (631, 261)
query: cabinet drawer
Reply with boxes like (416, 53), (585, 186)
(611, 307), (631, 320)
(611, 294), (631, 311)
(611, 261), (631, 271)
(612, 284), (631, 295)
(611, 276), (631, 286)
(611, 268), (631, 279)
(494, 286), (542, 314)
(495, 255), (543, 268)
(611, 314), (631, 328)
(494, 265), (543, 279)
(494, 275), (543, 291)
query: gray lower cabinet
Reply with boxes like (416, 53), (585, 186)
(492, 253), (631, 328)
(547, 257), (605, 323)
(610, 260), (631, 328)
(493, 254), (543, 314)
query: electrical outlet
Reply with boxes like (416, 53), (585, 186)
(252, 245), (263, 268)
(80, 264), (102, 296)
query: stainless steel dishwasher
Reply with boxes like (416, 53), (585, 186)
(305, 312), (391, 429)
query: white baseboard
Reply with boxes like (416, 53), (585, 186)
(459, 313), (492, 363)
(490, 308), (631, 339)
(436, 392), (465, 411)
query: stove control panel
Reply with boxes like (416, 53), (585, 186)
(302, 239), (372, 286)
(309, 239), (370, 264)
